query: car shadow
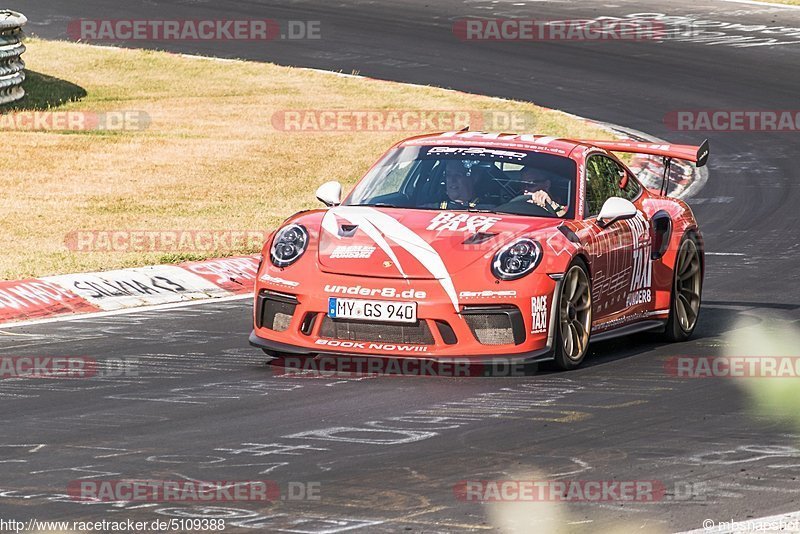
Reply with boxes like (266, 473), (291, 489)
(261, 302), (796, 379)
(552, 301), (797, 374)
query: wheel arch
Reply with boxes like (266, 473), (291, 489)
(678, 225), (705, 279)
(572, 252), (592, 281)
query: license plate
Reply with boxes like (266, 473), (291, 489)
(328, 298), (417, 323)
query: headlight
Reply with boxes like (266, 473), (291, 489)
(270, 224), (308, 267)
(492, 238), (542, 280)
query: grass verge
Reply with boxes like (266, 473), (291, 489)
(1, 39), (615, 279)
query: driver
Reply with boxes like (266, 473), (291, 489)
(519, 166), (568, 217)
(438, 160), (482, 209)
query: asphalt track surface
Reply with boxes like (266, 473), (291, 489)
(3, 0), (800, 532)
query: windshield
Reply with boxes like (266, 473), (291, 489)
(344, 145), (577, 218)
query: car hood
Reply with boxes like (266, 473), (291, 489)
(313, 206), (561, 279)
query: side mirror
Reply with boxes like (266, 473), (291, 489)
(597, 197), (637, 228)
(315, 181), (342, 207)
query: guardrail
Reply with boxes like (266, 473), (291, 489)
(0, 10), (26, 105)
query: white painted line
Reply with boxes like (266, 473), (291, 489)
(0, 294), (251, 330)
(706, 252), (747, 256)
(688, 196), (734, 204)
(674, 509), (800, 533)
(178, 54), (241, 63)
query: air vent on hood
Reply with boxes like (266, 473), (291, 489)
(463, 232), (497, 245)
(339, 224), (358, 237)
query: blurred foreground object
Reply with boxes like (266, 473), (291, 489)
(725, 316), (800, 429)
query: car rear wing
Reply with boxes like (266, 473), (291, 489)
(579, 138), (709, 196)
(579, 139), (709, 167)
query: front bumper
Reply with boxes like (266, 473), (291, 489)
(249, 330), (554, 365)
(251, 269), (561, 362)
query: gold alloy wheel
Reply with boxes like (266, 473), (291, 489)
(674, 239), (702, 332)
(559, 265), (592, 361)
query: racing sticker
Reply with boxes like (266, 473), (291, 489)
(427, 212), (502, 233)
(426, 146), (527, 161)
(259, 273), (300, 288)
(459, 290), (517, 299)
(315, 339), (429, 353)
(329, 245), (376, 259)
(625, 214), (653, 307)
(577, 163), (586, 219)
(324, 284), (426, 299)
(531, 295), (548, 334)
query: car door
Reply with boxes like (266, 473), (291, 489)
(582, 154), (639, 325)
(614, 162), (656, 320)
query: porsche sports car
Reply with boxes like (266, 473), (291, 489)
(250, 131), (708, 370)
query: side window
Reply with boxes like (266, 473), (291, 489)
(372, 160), (414, 198)
(585, 155), (640, 216)
(585, 155), (619, 216)
(619, 169), (641, 201)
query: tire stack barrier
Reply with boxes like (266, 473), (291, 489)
(0, 10), (26, 105)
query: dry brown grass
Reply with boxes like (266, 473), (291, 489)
(1, 39), (614, 279)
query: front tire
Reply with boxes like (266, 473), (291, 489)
(553, 260), (592, 370)
(664, 234), (703, 342)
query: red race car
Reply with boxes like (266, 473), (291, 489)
(250, 131), (708, 370)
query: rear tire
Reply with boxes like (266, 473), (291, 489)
(553, 259), (592, 370)
(664, 234), (703, 342)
